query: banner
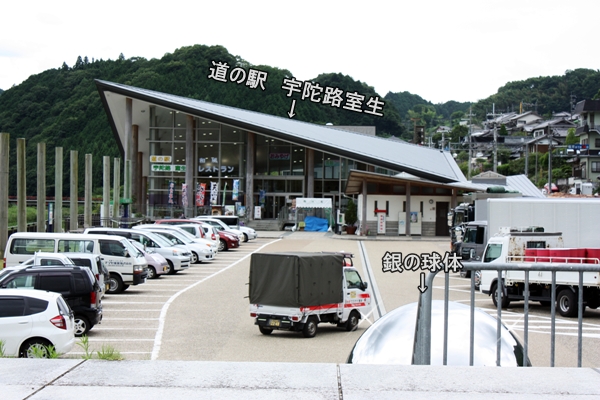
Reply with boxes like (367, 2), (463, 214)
(259, 189), (266, 206)
(210, 182), (218, 205)
(181, 184), (188, 208)
(222, 182), (227, 207)
(196, 183), (206, 206)
(232, 179), (239, 201)
(168, 181), (175, 205)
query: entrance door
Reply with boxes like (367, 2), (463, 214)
(263, 195), (288, 219)
(435, 202), (449, 236)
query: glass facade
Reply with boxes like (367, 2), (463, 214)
(145, 105), (396, 219)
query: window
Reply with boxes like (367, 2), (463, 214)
(0, 298), (26, 317)
(592, 161), (600, 173)
(595, 138), (600, 148)
(344, 270), (363, 289)
(39, 275), (71, 295)
(483, 244), (502, 263)
(58, 240), (93, 253)
(27, 298), (49, 315)
(11, 239), (54, 255)
(5, 275), (36, 289)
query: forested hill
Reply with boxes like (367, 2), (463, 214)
(0, 43), (599, 197)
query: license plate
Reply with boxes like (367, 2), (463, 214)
(163, 266), (168, 272)
(268, 319), (280, 327)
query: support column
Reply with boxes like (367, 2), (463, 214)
(37, 143), (46, 232)
(361, 179), (367, 236)
(405, 183), (411, 237)
(84, 154), (92, 228)
(185, 115), (195, 217)
(245, 132), (255, 221)
(17, 138), (26, 232)
(123, 98), (133, 219)
(0, 133), (9, 264)
(450, 188), (457, 210)
(113, 158), (121, 226)
(132, 124), (139, 214)
(141, 176), (148, 216)
(70, 150), (78, 232)
(103, 156), (110, 227)
(55, 148), (63, 233)
(307, 148), (314, 197)
(137, 151), (143, 215)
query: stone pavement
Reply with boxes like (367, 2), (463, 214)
(2, 359), (599, 399)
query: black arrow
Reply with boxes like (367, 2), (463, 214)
(288, 99), (296, 119)
(418, 272), (428, 293)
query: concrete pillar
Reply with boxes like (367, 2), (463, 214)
(405, 183), (411, 236)
(141, 176), (147, 216)
(307, 148), (314, 197)
(103, 156), (110, 227)
(84, 154), (92, 228)
(55, 147), (63, 233)
(70, 150), (78, 232)
(37, 143), (46, 232)
(113, 158), (121, 226)
(245, 132), (255, 221)
(137, 151), (143, 214)
(132, 124), (139, 214)
(0, 133), (9, 265)
(361, 179), (367, 236)
(185, 115), (194, 217)
(17, 138), (26, 232)
(124, 98), (133, 219)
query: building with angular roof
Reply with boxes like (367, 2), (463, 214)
(94, 80), (538, 235)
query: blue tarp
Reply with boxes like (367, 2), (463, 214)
(304, 216), (329, 232)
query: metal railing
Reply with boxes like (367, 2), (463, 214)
(413, 262), (600, 367)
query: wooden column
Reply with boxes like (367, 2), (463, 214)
(17, 138), (26, 232)
(37, 143), (46, 232)
(55, 147), (63, 233)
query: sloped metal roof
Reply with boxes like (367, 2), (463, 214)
(95, 80), (465, 183)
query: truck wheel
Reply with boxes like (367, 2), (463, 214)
(302, 317), (318, 338)
(107, 273), (124, 294)
(491, 283), (510, 308)
(258, 326), (273, 335)
(345, 311), (359, 332)
(557, 289), (579, 318)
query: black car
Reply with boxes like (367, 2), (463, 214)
(0, 265), (102, 336)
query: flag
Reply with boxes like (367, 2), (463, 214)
(168, 181), (175, 205)
(196, 183), (206, 206)
(182, 184), (188, 208)
(210, 182), (218, 205)
(232, 179), (239, 201)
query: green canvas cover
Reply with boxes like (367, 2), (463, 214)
(249, 252), (344, 307)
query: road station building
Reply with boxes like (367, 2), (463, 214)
(96, 80), (536, 236)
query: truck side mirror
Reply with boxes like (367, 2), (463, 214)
(361, 282), (368, 291)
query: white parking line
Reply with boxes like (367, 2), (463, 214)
(151, 239), (282, 360)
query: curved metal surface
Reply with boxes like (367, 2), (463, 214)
(347, 300), (530, 366)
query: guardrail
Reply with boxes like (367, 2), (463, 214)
(413, 262), (600, 367)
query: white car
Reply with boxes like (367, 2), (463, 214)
(194, 218), (245, 243)
(0, 289), (75, 358)
(134, 226), (216, 264)
(195, 215), (256, 242)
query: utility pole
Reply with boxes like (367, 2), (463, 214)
(468, 106), (472, 180)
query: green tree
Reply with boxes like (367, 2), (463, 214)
(565, 128), (578, 145)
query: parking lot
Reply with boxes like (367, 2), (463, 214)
(70, 234), (600, 367)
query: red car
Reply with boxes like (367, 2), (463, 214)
(217, 229), (240, 251)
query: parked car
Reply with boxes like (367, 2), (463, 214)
(134, 226), (215, 264)
(135, 224), (218, 256)
(153, 219), (207, 239)
(21, 252), (110, 298)
(177, 223), (221, 250)
(194, 217), (245, 244)
(129, 240), (169, 279)
(195, 215), (257, 242)
(83, 228), (190, 276)
(0, 289), (75, 358)
(215, 229), (240, 252)
(0, 265), (102, 337)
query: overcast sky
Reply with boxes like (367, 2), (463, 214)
(2, 1), (598, 104)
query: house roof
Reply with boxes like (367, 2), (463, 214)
(95, 80), (465, 183)
(574, 99), (600, 114)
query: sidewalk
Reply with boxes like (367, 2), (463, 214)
(3, 359), (599, 399)
(255, 230), (450, 241)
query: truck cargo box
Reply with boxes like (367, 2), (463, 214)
(249, 252), (344, 307)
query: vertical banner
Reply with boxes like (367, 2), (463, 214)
(196, 183), (206, 206)
(259, 189), (266, 206)
(210, 182), (218, 205)
(168, 181), (175, 205)
(181, 184), (188, 208)
(232, 179), (239, 201)
(222, 182), (227, 207)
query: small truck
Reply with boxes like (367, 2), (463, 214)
(479, 227), (600, 317)
(249, 252), (371, 338)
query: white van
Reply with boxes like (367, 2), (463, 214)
(4, 232), (148, 294)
